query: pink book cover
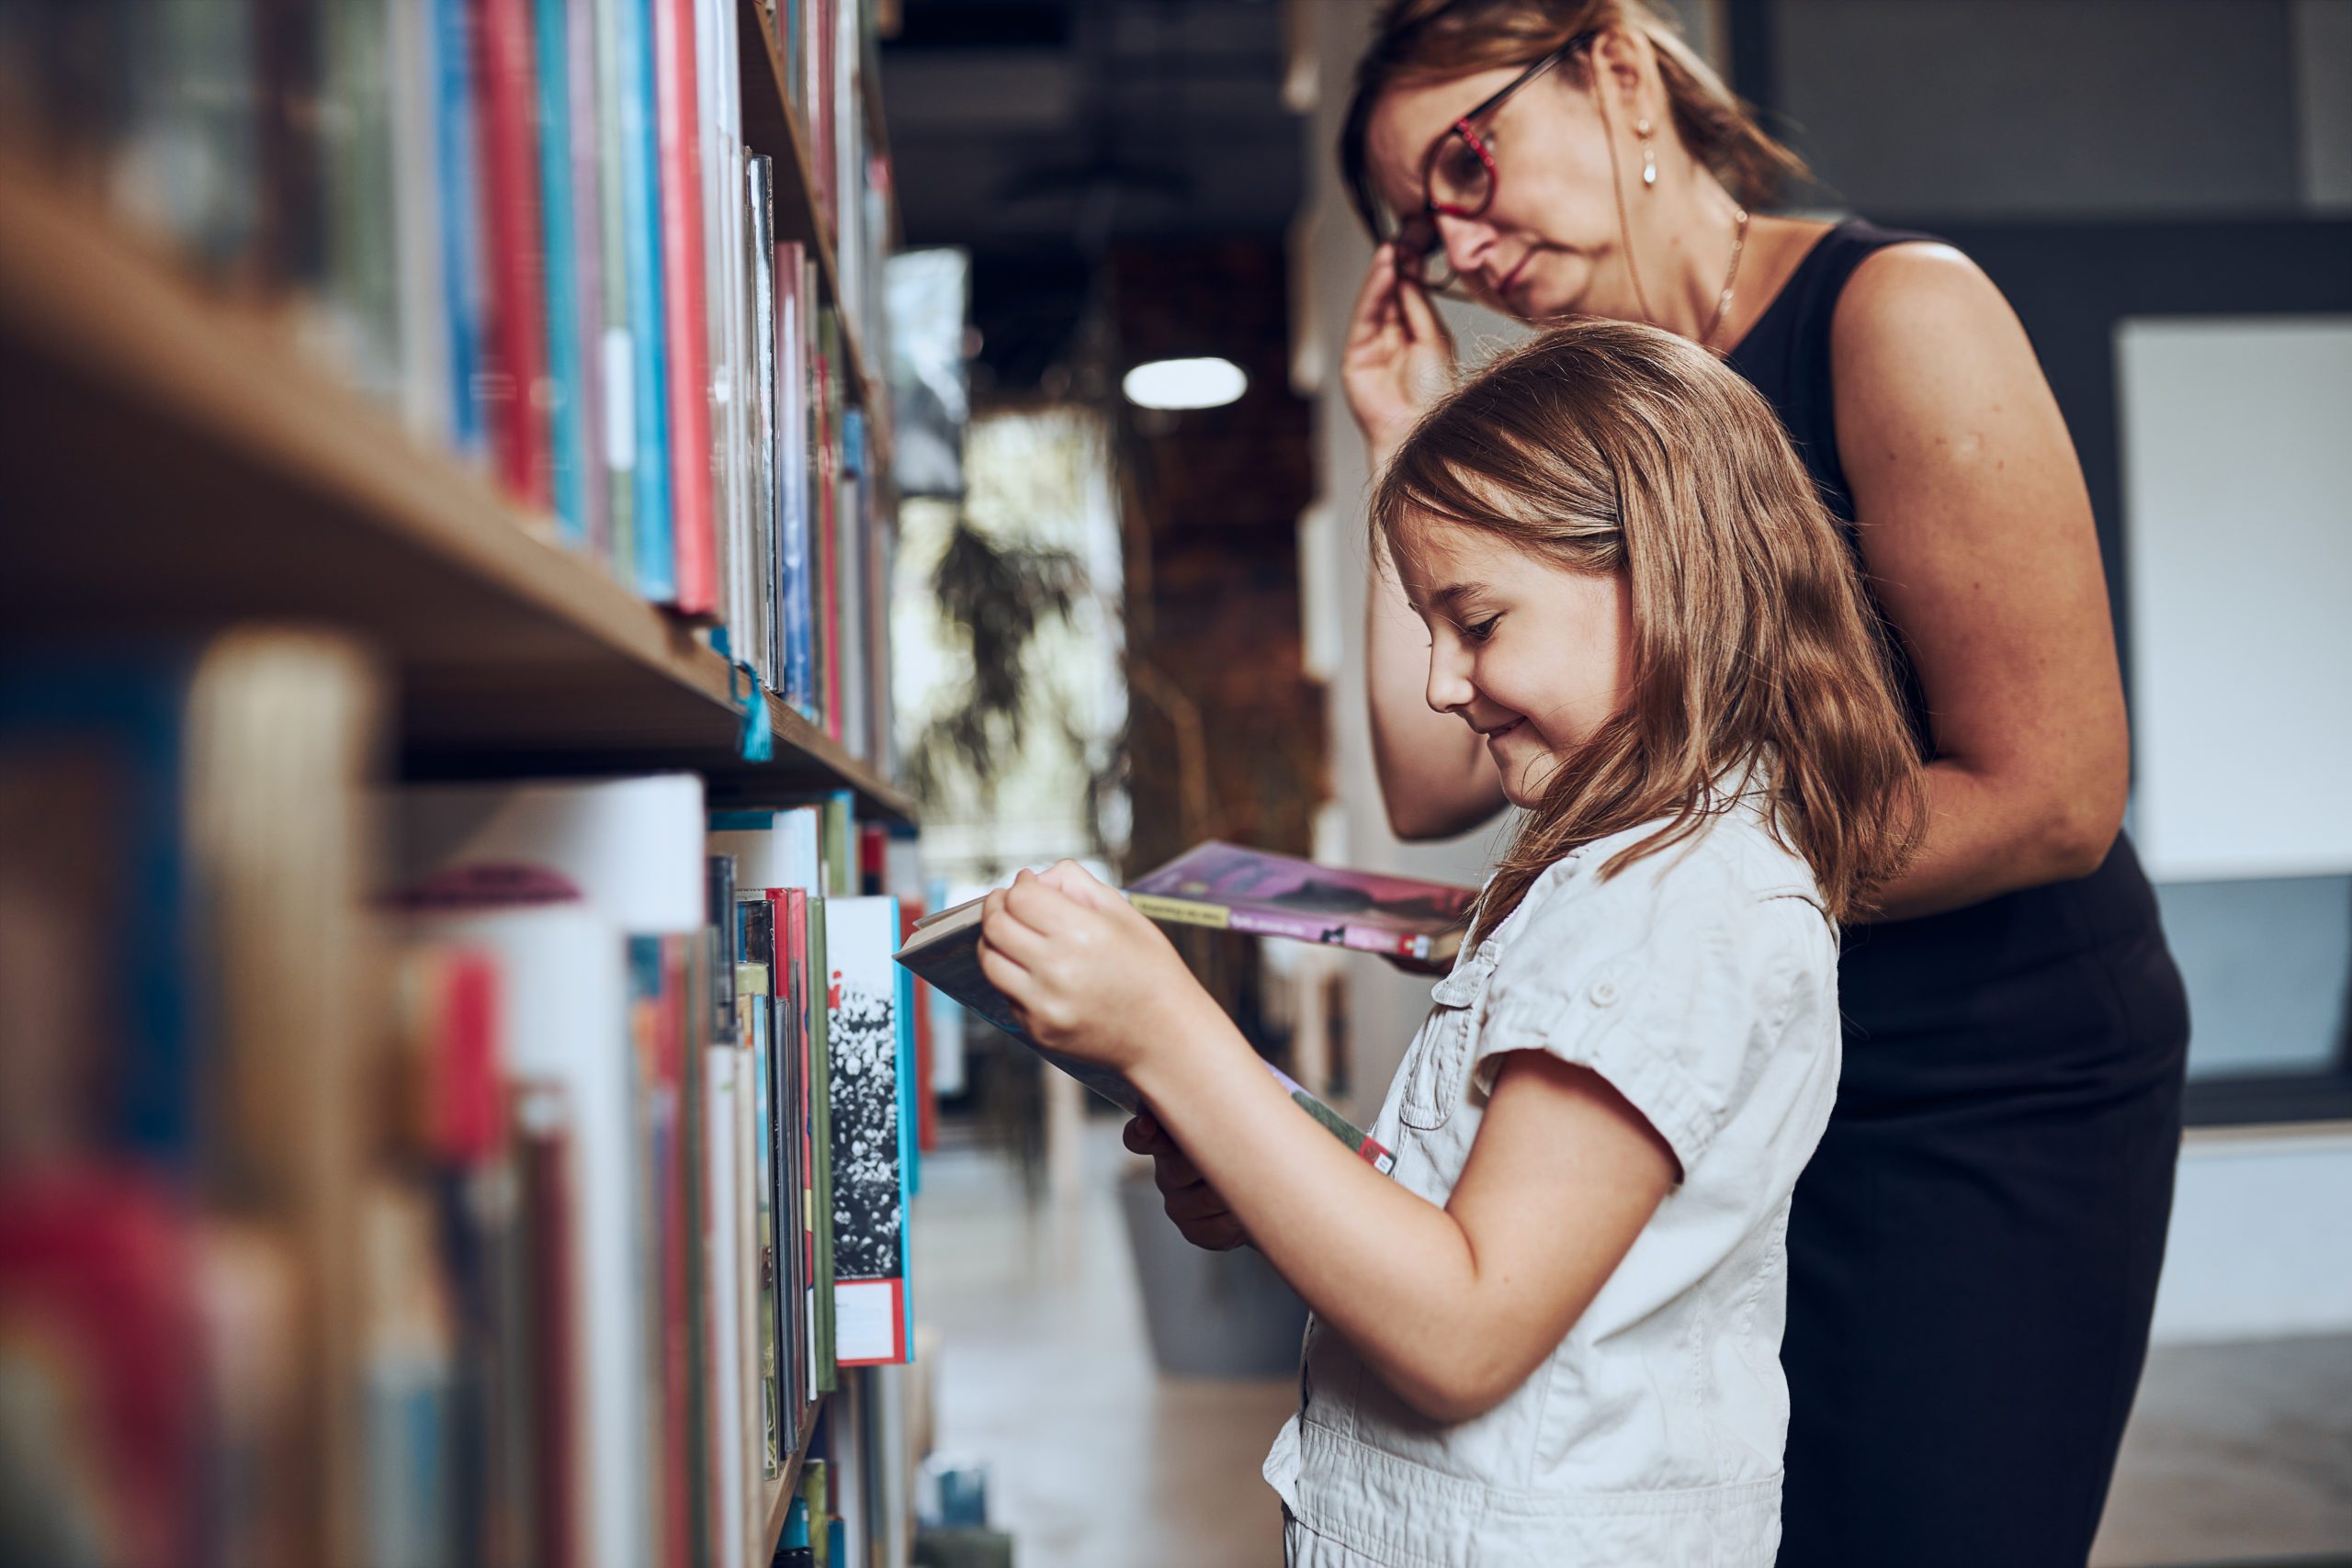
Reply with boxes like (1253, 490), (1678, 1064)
(1125, 841), (1476, 964)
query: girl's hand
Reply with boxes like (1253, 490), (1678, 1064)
(1125, 1111), (1249, 1251)
(1341, 243), (1457, 464)
(976, 862), (1206, 1077)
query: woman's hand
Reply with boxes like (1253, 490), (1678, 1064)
(975, 862), (1208, 1077)
(1125, 1110), (1249, 1251)
(1342, 243), (1458, 464)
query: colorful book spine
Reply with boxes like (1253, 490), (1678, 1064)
(533, 0), (591, 547)
(775, 243), (816, 715)
(474, 0), (555, 509)
(747, 156), (782, 691)
(433, 0), (488, 458)
(592, 0), (640, 584)
(797, 890), (838, 1391)
(390, 0), (455, 445)
(814, 312), (842, 738)
(618, 0), (675, 600)
(516, 1084), (581, 1568)
(561, 0), (610, 559)
(650, 0), (718, 615)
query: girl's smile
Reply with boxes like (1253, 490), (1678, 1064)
(1399, 519), (1634, 808)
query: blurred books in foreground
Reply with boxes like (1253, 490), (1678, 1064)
(0, 635), (923, 1568)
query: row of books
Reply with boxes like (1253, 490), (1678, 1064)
(0, 0), (899, 763)
(0, 628), (924, 1568)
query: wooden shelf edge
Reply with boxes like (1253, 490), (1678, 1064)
(759, 1395), (828, 1566)
(0, 161), (914, 826)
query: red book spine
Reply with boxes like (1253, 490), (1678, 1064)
(474, 0), (554, 509)
(650, 0), (718, 616)
(780, 888), (815, 1381)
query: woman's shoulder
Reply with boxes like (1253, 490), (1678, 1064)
(1832, 231), (2018, 368)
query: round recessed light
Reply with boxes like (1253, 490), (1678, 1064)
(1121, 356), (1247, 411)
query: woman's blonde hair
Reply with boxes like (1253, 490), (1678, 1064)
(1374, 321), (1924, 936)
(1340, 0), (1808, 241)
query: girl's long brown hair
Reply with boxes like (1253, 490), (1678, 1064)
(1340, 0), (1809, 243)
(1374, 321), (1925, 936)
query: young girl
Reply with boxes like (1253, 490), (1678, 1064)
(975, 320), (1924, 1566)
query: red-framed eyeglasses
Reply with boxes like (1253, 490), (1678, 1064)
(1392, 32), (1595, 295)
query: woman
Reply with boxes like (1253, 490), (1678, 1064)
(1146, 2), (2189, 1563)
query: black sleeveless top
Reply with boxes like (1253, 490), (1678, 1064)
(1724, 220), (2179, 1059)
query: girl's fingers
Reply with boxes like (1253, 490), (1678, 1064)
(1150, 1147), (1205, 1193)
(974, 935), (1037, 1016)
(1163, 1182), (1235, 1226)
(1123, 1111), (1168, 1154)
(978, 897), (1053, 971)
(1001, 868), (1079, 938)
(1180, 1219), (1247, 1252)
(1038, 859), (1117, 910)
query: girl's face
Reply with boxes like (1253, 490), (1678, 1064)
(1399, 517), (1634, 807)
(1363, 49), (1642, 323)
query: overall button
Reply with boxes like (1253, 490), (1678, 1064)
(1589, 978), (1621, 1007)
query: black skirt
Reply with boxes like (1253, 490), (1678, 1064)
(1777, 833), (2188, 1566)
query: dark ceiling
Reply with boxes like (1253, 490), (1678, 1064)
(879, 0), (1304, 251)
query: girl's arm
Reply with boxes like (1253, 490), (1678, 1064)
(980, 865), (1676, 1424)
(1343, 248), (1510, 842)
(1832, 244), (2131, 919)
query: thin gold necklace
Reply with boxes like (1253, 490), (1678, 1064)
(1702, 207), (1751, 351)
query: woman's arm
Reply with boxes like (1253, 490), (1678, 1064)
(1833, 245), (2131, 919)
(1344, 247), (1512, 840)
(978, 865), (1675, 1424)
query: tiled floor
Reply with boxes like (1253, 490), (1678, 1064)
(910, 1121), (2352, 1568)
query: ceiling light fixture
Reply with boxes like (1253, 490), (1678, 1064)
(1121, 356), (1247, 411)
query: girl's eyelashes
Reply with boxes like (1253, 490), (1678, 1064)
(1462, 614), (1503, 644)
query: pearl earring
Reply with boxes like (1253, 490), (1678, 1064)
(1637, 116), (1657, 187)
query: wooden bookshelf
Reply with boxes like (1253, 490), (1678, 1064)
(738, 0), (897, 473)
(0, 158), (914, 825)
(740, 0), (871, 401)
(760, 1396), (828, 1563)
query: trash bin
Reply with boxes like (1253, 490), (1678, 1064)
(1116, 1167), (1308, 1379)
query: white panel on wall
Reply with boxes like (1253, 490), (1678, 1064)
(2117, 317), (2352, 883)
(2150, 1127), (2352, 1344)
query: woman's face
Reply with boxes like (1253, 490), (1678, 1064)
(1364, 51), (1643, 323)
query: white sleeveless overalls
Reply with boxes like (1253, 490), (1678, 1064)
(1266, 802), (1840, 1567)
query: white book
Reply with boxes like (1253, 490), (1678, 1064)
(402, 906), (641, 1568)
(707, 804), (824, 893)
(396, 774), (707, 933)
(826, 895), (910, 1366)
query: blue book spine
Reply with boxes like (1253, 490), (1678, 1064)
(895, 930), (919, 1208)
(434, 0), (487, 457)
(778, 276), (815, 714)
(533, 0), (589, 547)
(0, 660), (196, 1168)
(618, 0), (675, 600)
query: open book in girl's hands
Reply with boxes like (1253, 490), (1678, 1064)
(894, 887), (1398, 1174)
(1124, 841), (1477, 965)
